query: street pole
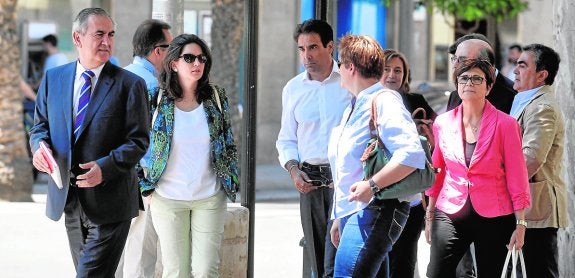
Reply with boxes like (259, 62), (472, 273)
(242, 0), (258, 277)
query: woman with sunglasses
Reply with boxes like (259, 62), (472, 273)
(138, 34), (239, 278)
(425, 59), (530, 277)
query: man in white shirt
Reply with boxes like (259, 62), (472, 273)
(276, 19), (351, 278)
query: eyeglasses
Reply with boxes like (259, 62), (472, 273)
(179, 53), (208, 64)
(154, 44), (170, 49)
(457, 75), (485, 85)
(450, 55), (468, 64)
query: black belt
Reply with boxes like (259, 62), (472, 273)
(300, 162), (333, 187)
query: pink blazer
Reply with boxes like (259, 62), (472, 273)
(426, 101), (530, 217)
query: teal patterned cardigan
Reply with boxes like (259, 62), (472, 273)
(139, 85), (239, 202)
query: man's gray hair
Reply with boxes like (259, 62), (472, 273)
(72, 7), (115, 34)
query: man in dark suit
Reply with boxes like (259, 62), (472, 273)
(29, 8), (149, 277)
(446, 35), (517, 113)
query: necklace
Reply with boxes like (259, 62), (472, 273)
(468, 120), (480, 134)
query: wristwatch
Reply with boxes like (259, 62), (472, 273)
(369, 179), (380, 194)
(516, 219), (527, 227)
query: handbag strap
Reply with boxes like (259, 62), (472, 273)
(500, 247), (527, 278)
(412, 107), (427, 119)
(151, 88), (164, 124)
(369, 91), (386, 145)
(211, 84), (222, 113)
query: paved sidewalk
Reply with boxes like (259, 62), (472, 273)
(2, 165), (432, 277)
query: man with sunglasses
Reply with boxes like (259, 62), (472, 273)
(446, 34), (517, 114)
(116, 19), (172, 278)
(276, 19), (351, 278)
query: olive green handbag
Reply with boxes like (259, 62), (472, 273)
(360, 92), (437, 200)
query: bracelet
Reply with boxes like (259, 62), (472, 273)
(516, 219), (527, 227)
(368, 179), (380, 194)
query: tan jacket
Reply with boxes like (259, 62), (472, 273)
(517, 85), (568, 228)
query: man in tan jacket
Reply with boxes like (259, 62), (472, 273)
(510, 43), (567, 278)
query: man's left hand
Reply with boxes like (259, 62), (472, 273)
(76, 161), (103, 187)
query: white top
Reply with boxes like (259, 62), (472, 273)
(276, 60), (352, 167)
(156, 103), (219, 201)
(328, 83), (426, 220)
(73, 62), (105, 121)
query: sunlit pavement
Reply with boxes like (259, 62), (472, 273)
(2, 161), (435, 277)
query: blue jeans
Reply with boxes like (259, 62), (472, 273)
(334, 199), (410, 278)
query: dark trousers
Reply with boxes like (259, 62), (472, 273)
(521, 227), (559, 278)
(64, 188), (131, 278)
(385, 202), (425, 278)
(427, 200), (515, 278)
(300, 186), (337, 278)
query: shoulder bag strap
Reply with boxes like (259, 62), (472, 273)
(151, 88), (164, 124)
(211, 84), (222, 113)
(369, 91), (385, 147)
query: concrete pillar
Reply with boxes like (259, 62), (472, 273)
(554, 1), (575, 277)
(220, 204), (249, 277)
(109, 0), (151, 66)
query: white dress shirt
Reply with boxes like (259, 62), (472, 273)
(328, 83), (425, 220)
(276, 60), (352, 167)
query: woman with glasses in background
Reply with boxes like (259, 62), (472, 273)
(424, 59), (530, 277)
(138, 34), (239, 278)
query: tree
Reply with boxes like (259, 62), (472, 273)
(211, 0), (244, 147)
(421, 0), (528, 35)
(0, 0), (34, 201)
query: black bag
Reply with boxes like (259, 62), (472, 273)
(360, 92), (438, 200)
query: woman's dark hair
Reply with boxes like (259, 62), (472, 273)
(159, 34), (212, 102)
(453, 59), (495, 90)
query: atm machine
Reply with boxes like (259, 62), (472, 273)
(20, 20), (57, 179)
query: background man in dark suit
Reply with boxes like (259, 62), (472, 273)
(446, 34), (517, 114)
(29, 7), (149, 277)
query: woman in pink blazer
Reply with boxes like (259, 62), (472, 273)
(424, 59), (531, 278)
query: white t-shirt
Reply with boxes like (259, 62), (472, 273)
(156, 103), (219, 201)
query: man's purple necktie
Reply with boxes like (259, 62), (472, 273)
(74, 70), (95, 139)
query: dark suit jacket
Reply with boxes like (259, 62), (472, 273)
(30, 61), (150, 225)
(401, 92), (437, 120)
(446, 73), (517, 114)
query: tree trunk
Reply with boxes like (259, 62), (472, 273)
(211, 0), (244, 147)
(0, 0), (34, 201)
(554, 0), (575, 276)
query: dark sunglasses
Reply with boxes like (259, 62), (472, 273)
(179, 53), (208, 64)
(154, 44), (170, 49)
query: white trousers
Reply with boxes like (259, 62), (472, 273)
(151, 190), (226, 278)
(115, 200), (160, 278)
